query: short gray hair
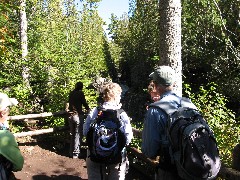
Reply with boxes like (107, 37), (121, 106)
(102, 83), (122, 102)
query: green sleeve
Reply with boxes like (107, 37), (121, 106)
(0, 130), (24, 171)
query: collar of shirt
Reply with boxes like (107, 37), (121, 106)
(0, 123), (9, 130)
(102, 101), (122, 110)
(160, 91), (175, 100)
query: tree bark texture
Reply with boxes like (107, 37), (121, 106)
(20, 0), (28, 59)
(20, 0), (31, 89)
(159, 0), (182, 96)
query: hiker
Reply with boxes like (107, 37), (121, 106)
(142, 66), (182, 179)
(142, 66), (221, 180)
(83, 82), (133, 180)
(68, 82), (90, 158)
(0, 92), (24, 179)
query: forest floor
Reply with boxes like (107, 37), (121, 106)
(13, 133), (150, 180)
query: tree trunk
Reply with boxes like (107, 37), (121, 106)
(159, 0), (182, 96)
(20, 0), (30, 88)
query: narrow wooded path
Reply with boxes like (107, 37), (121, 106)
(14, 136), (150, 180)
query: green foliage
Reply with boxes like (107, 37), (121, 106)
(129, 121), (143, 150)
(184, 83), (239, 166)
(1, 2), (239, 170)
(0, 1), (19, 56)
(25, 0), (109, 116)
(108, 0), (159, 88)
(182, 0), (240, 104)
(0, 0), (113, 129)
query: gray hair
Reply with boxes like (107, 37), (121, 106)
(92, 77), (112, 93)
(102, 83), (122, 102)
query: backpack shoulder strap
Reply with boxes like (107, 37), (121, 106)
(116, 108), (124, 115)
(0, 163), (7, 180)
(97, 107), (124, 113)
(95, 108), (125, 125)
(90, 106), (104, 124)
(96, 106), (103, 111)
(115, 109), (125, 123)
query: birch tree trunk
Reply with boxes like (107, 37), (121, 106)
(159, 0), (182, 96)
(20, 0), (31, 89)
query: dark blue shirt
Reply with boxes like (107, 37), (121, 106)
(141, 91), (180, 158)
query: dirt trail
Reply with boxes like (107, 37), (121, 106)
(13, 136), (149, 180)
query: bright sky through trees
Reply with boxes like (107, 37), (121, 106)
(98, 0), (129, 33)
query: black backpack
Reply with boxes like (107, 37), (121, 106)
(86, 108), (126, 164)
(150, 96), (221, 180)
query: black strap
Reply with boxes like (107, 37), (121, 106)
(97, 106), (124, 113)
(100, 164), (103, 180)
(96, 107), (124, 123)
(0, 163), (7, 180)
(0, 155), (13, 179)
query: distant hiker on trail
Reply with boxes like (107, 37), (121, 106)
(90, 77), (112, 106)
(142, 66), (220, 180)
(0, 92), (24, 179)
(83, 82), (133, 180)
(68, 82), (90, 159)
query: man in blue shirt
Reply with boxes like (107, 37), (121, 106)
(141, 66), (181, 180)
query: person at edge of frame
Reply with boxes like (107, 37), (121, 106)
(0, 92), (24, 179)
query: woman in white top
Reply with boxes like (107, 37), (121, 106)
(83, 82), (133, 180)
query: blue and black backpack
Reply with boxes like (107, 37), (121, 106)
(150, 95), (221, 180)
(86, 108), (126, 164)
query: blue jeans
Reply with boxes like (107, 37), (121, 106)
(69, 114), (84, 157)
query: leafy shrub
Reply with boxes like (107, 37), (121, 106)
(129, 122), (143, 150)
(184, 82), (239, 166)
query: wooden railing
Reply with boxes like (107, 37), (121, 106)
(9, 111), (68, 138)
(9, 111), (240, 180)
